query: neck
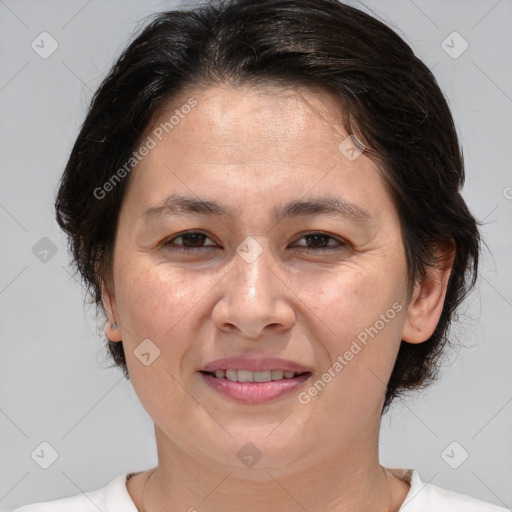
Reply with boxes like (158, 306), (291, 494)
(139, 422), (409, 512)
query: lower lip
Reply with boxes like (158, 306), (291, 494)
(200, 372), (311, 403)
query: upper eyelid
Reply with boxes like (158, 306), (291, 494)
(293, 233), (346, 246)
(168, 231), (216, 242)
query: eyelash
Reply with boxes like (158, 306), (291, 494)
(162, 231), (348, 253)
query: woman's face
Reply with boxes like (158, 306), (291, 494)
(104, 83), (412, 474)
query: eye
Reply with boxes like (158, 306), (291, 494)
(161, 230), (348, 253)
(162, 231), (218, 251)
(290, 232), (348, 252)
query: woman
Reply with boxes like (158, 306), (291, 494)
(11, 0), (508, 510)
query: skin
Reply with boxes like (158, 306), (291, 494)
(101, 83), (453, 512)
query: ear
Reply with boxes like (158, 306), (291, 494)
(97, 263), (122, 343)
(402, 242), (455, 344)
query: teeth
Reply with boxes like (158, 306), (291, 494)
(226, 369), (237, 381)
(211, 369), (300, 382)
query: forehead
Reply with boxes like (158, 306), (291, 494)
(123, 82), (393, 223)
(144, 82), (354, 163)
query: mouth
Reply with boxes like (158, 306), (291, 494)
(203, 368), (309, 382)
(199, 368), (312, 403)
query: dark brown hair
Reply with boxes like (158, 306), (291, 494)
(55, 0), (480, 412)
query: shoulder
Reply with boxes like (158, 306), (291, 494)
(390, 468), (510, 512)
(8, 473), (138, 512)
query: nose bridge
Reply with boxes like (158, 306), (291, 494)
(233, 235), (275, 301)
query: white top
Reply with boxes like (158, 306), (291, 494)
(9, 468), (509, 511)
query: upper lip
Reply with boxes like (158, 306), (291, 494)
(200, 357), (311, 373)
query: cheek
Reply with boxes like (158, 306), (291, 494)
(114, 263), (215, 347)
(302, 260), (407, 407)
(113, 264), (217, 415)
(302, 261), (406, 344)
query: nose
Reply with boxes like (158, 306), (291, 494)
(211, 237), (296, 340)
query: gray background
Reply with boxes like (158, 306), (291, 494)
(0, 0), (511, 509)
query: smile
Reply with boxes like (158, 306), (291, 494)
(207, 369), (303, 382)
(199, 370), (312, 403)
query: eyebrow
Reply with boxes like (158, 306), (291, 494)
(141, 194), (372, 223)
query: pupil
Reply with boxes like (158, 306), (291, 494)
(308, 234), (327, 247)
(184, 233), (204, 247)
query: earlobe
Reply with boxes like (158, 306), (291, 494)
(402, 244), (455, 344)
(100, 280), (122, 343)
(105, 320), (122, 342)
